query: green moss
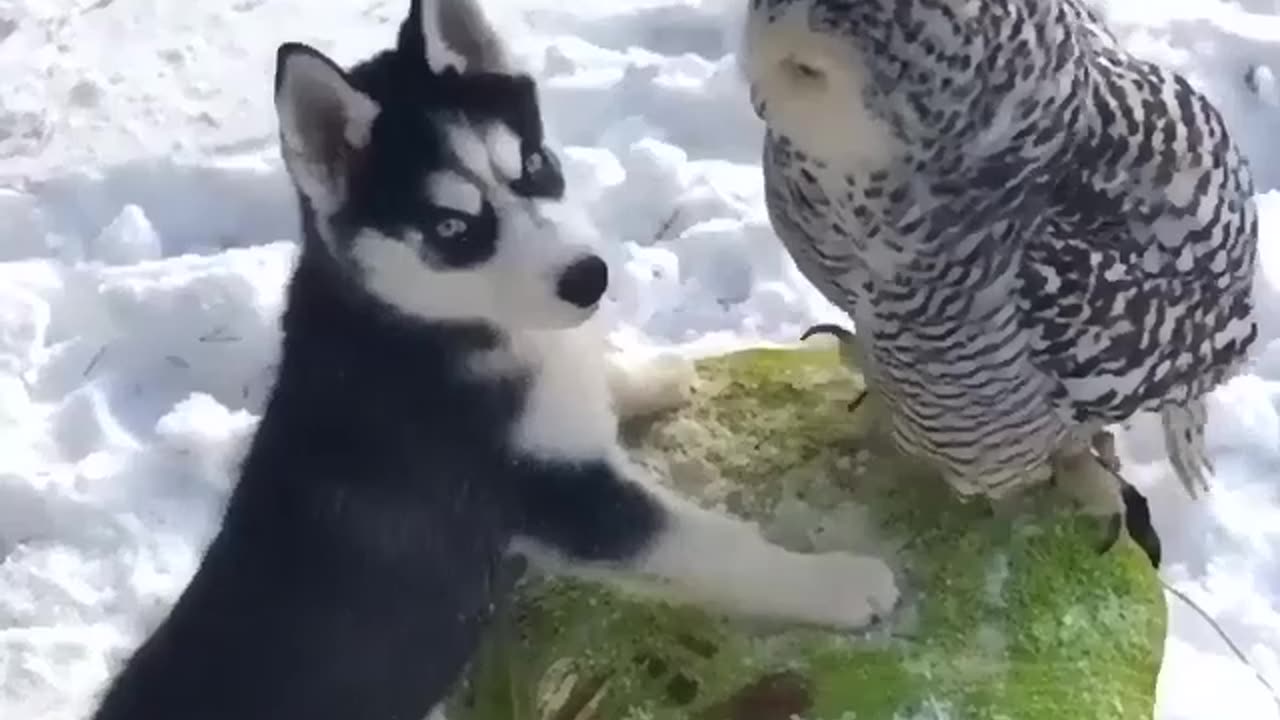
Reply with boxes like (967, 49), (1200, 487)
(448, 347), (1166, 720)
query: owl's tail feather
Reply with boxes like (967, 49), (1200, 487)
(1160, 399), (1214, 499)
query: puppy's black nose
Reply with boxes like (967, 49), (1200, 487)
(556, 255), (608, 308)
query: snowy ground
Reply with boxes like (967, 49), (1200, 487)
(1, 0), (1278, 718)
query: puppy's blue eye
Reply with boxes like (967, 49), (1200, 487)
(524, 151), (543, 174)
(417, 201), (497, 269)
(436, 218), (467, 238)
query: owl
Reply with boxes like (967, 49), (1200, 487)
(739, 0), (1258, 564)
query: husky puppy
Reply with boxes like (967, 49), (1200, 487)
(88, 1), (899, 718)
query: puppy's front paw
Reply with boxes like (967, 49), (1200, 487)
(796, 552), (900, 630)
(608, 352), (698, 419)
(642, 352), (697, 402)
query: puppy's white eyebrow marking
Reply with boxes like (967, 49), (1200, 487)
(485, 122), (523, 180)
(426, 170), (483, 214)
(441, 120), (497, 187)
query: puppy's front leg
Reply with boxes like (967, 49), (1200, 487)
(509, 456), (899, 630)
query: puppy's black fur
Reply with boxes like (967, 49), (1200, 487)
(93, 252), (661, 719)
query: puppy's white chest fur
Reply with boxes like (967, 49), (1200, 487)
(477, 323), (619, 463)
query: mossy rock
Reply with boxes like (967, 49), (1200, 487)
(446, 346), (1166, 720)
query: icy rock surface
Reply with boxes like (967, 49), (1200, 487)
(448, 346), (1165, 720)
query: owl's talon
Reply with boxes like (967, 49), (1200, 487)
(1053, 450), (1162, 569)
(802, 324), (877, 414)
(1118, 479), (1161, 568)
(801, 323), (857, 345)
(847, 390), (868, 414)
(800, 324), (864, 371)
(1094, 480), (1162, 569)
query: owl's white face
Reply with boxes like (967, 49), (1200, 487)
(739, 0), (1079, 157)
(739, 0), (901, 173)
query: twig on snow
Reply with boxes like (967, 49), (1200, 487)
(1160, 577), (1280, 714)
(199, 325), (241, 343)
(653, 207), (681, 244)
(83, 345), (107, 377)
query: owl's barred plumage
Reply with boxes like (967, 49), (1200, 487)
(741, 0), (1258, 501)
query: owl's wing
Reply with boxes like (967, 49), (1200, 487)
(761, 134), (863, 315)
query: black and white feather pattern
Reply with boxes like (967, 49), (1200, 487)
(743, 0), (1259, 498)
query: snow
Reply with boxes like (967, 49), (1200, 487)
(1, 0), (1278, 717)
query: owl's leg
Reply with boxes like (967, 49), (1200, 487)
(1091, 430), (1122, 474)
(1160, 399), (1213, 499)
(800, 323), (871, 412)
(1051, 446), (1161, 569)
(1052, 448), (1123, 525)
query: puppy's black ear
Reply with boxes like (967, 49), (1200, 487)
(274, 42), (380, 215)
(398, 0), (512, 75)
